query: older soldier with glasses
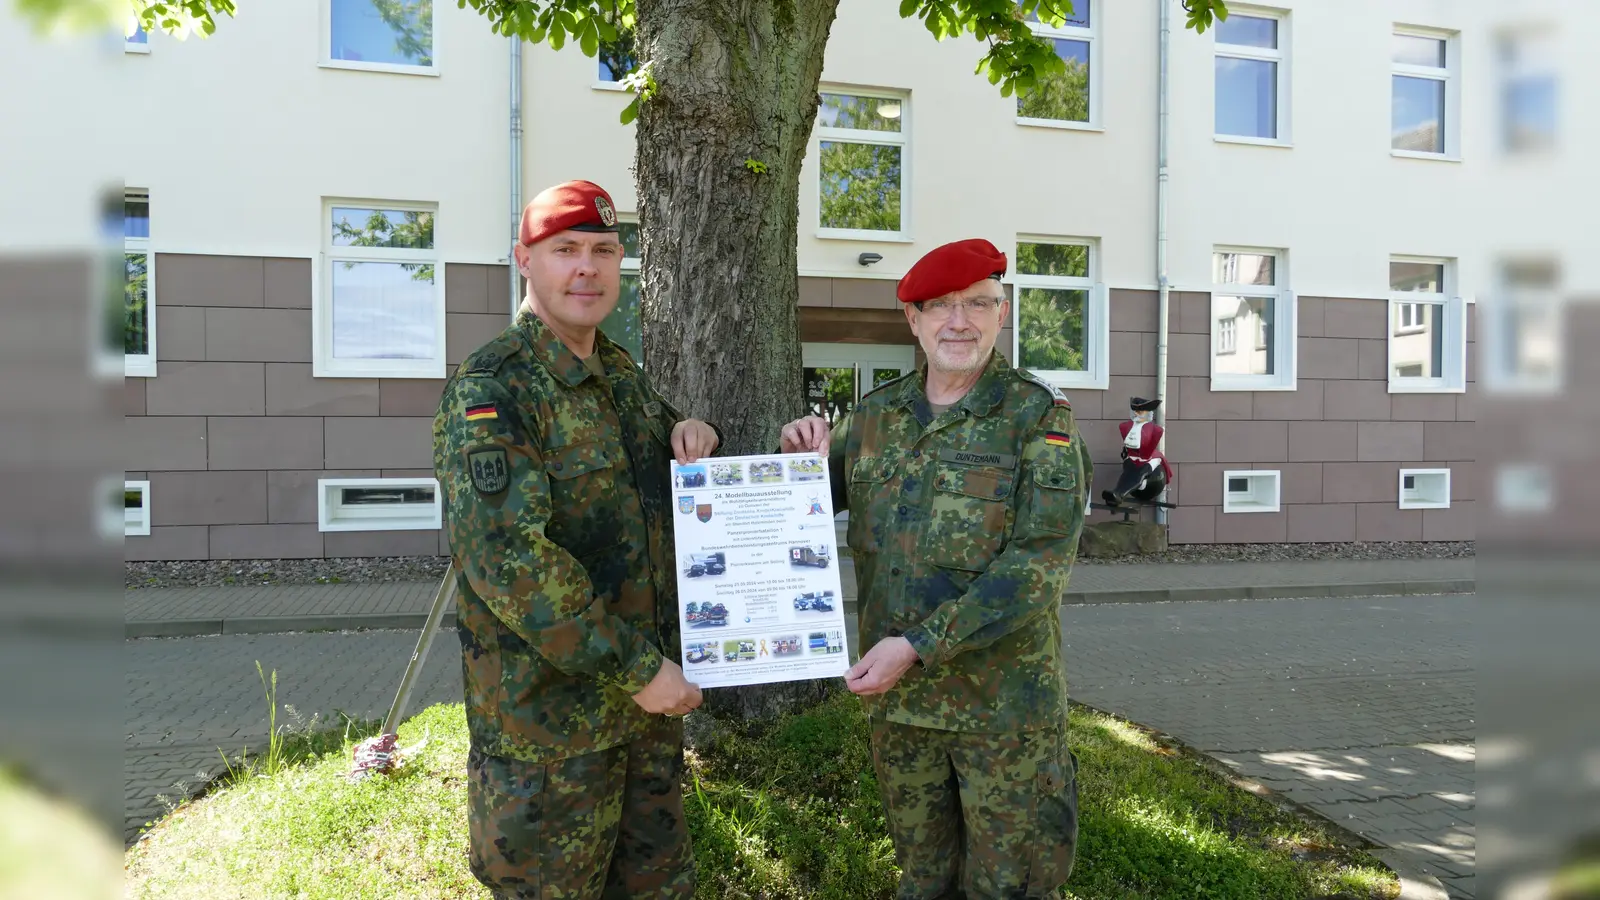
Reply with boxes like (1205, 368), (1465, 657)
(780, 237), (1091, 899)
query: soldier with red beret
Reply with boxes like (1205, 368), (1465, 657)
(781, 237), (1090, 898)
(432, 179), (718, 898)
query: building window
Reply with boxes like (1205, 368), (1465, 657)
(1211, 248), (1294, 391)
(1017, 0), (1096, 128)
(1484, 259), (1562, 395)
(1214, 8), (1288, 144)
(325, 0), (435, 74)
(318, 478), (441, 532)
(1388, 257), (1465, 393)
(1392, 27), (1458, 157)
(124, 190), (156, 378)
(1498, 30), (1556, 154)
(126, 21), (150, 53)
(1222, 470), (1280, 514)
(1399, 468), (1451, 510)
(124, 481), (151, 537)
(315, 200), (445, 379)
(596, 20), (639, 86)
(1494, 463), (1552, 515)
(1011, 239), (1107, 390)
(816, 89), (908, 240)
(598, 219), (643, 364)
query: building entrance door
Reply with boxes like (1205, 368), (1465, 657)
(800, 343), (917, 428)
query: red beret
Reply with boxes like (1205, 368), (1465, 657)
(518, 180), (620, 246)
(896, 238), (1008, 303)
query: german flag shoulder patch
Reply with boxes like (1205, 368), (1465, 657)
(1044, 430), (1072, 448)
(465, 403), (498, 422)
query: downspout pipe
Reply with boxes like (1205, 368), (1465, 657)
(509, 36), (523, 316)
(1154, 0), (1172, 525)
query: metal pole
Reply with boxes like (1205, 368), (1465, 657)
(381, 566), (458, 737)
(1154, 0), (1173, 526)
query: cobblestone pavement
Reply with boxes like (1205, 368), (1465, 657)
(1062, 594), (1475, 899)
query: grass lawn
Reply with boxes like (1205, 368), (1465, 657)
(125, 695), (1398, 900)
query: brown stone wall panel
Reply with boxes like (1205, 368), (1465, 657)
(1322, 462), (1401, 504)
(1109, 331), (1146, 377)
(439, 529), (452, 555)
(1274, 463), (1324, 504)
(156, 306), (207, 361)
(1075, 419), (1125, 468)
(1456, 386), (1474, 422)
(1356, 339), (1390, 381)
(325, 418), (435, 469)
(1289, 421), (1359, 462)
(1298, 338), (1360, 379)
(1297, 296), (1326, 338)
(263, 258), (313, 309)
(1287, 503), (1356, 543)
(1175, 463), (1225, 506)
(1323, 298), (1386, 339)
(125, 417), (208, 471)
(1358, 422), (1425, 462)
(1214, 510), (1288, 543)
(325, 529), (442, 558)
(1424, 422), (1476, 462)
(123, 378), (147, 416)
(1175, 292), (1211, 334)
(1163, 420), (1216, 463)
(1252, 383), (1324, 420)
(486, 265), (511, 314)
(265, 364), (380, 416)
(1061, 389), (1102, 422)
(1166, 333), (1211, 378)
(156, 254), (265, 307)
(798, 277), (833, 308)
(1423, 503), (1475, 541)
(1216, 420), (1289, 463)
(210, 524), (324, 560)
(268, 469), (382, 524)
(381, 379), (447, 417)
(1323, 380), (1391, 421)
(1391, 393), (1461, 421)
(1166, 504), (1216, 544)
(447, 313), (511, 364)
(125, 526), (208, 561)
(149, 471), (267, 526)
(832, 279), (898, 310)
(380, 469), (437, 479)
(1355, 504), (1424, 541)
(145, 362), (266, 416)
(1450, 462), (1474, 501)
(1108, 289), (1158, 333)
(445, 263), (489, 313)
(207, 417), (325, 470)
(205, 308), (313, 363)
(1107, 376), (1158, 409)
(1177, 377), (1252, 420)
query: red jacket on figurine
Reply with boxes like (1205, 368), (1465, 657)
(1118, 418), (1172, 480)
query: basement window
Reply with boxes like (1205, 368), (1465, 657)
(318, 478), (441, 532)
(1494, 464), (1553, 516)
(1222, 470), (1280, 514)
(125, 481), (151, 536)
(1398, 468), (1451, 509)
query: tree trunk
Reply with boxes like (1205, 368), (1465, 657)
(634, 0), (842, 721)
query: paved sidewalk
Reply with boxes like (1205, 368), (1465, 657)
(127, 556), (1473, 637)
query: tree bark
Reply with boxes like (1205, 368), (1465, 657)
(634, 0), (842, 721)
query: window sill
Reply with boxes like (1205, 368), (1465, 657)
(313, 360), (447, 379)
(1027, 370), (1109, 392)
(1215, 135), (1293, 149)
(593, 82), (630, 92)
(319, 60), (440, 77)
(1391, 150), (1460, 163)
(1387, 380), (1465, 394)
(125, 358), (158, 379)
(1016, 118), (1103, 133)
(1221, 501), (1280, 514)
(125, 44), (150, 54)
(815, 230), (915, 244)
(1209, 378), (1297, 392)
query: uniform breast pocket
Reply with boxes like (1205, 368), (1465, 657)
(1029, 464), (1081, 537)
(543, 441), (616, 554)
(927, 463), (1015, 572)
(846, 456), (895, 555)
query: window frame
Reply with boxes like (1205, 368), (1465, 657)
(320, 0), (440, 77)
(125, 480), (151, 537)
(317, 477), (442, 532)
(313, 197), (446, 379)
(1008, 236), (1107, 390)
(124, 189), (157, 378)
(1209, 246), (1295, 392)
(1497, 28), (1557, 155)
(1387, 255), (1466, 394)
(1213, 6), (1291, 146)
(1398, 468), (1452, 510)
(1222, 470), (1281, 514)
(1016, 0), (1099, 132)
(1390, 25), (1459, 160)
(1482, 258), (1563, 396)
(814, 86), (912, 242)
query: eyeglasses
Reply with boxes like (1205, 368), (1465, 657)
(918, 297), (1001, 317)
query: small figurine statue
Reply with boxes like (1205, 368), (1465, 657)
(1102, 397), (1173, 508)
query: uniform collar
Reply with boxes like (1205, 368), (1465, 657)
(517, 307), (598, 387)
(896, 350), (1011, 419)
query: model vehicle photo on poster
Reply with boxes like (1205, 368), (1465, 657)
(670, 452), (851, 688)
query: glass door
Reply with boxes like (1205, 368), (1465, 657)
(800, 343), (917, 428)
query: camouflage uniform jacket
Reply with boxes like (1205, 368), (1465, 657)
(433, 308), (693, 763)
(827, 350), (1091, 733)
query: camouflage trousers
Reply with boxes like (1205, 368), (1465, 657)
(869, 717), (1079, 900)
(466, 716), (695, 900)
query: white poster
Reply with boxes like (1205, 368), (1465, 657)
(669, 452), (851, 688)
